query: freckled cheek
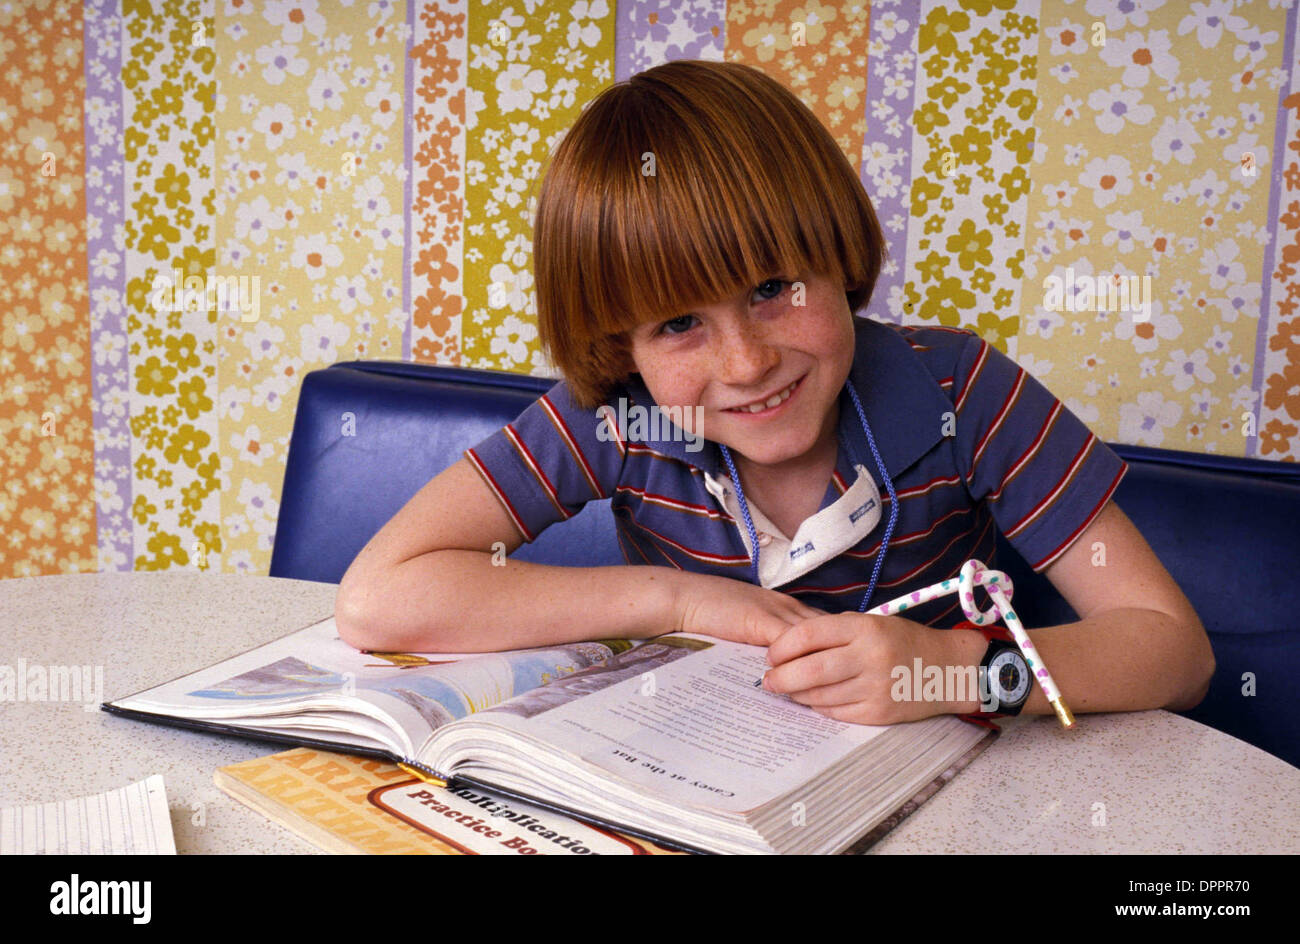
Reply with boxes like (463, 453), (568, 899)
(822, 319), (856, 368)
(643, 362), (704, 409)
(671, 374), (708, 409)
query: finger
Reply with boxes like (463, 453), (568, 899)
(764, 645), (857, 695)
(766, 615), (855, 666)
(783, 673), (879, 707)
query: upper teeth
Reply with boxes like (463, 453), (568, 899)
(732, 380), (798, 413)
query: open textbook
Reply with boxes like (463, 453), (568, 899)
(104, 616), (996, 854)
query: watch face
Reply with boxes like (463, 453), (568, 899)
(988, 650), (1031, 705)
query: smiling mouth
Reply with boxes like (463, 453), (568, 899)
(723, 376), (803, 414)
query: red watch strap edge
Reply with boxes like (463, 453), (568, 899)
(952, 619), (1014, 721)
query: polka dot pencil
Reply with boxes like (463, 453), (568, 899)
(869, 559), (1075, 729)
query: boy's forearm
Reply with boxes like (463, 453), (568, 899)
(939, 608), (1216, 716)
(336, 550), (685, 652)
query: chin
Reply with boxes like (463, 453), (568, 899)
(720, 433), (820, 467)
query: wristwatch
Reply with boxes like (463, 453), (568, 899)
(976, 624), (1031, 717)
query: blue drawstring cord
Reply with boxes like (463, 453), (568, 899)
(718, 443), (762, 585)
(718, 381), (899, 613)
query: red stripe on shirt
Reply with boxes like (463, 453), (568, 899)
(893, 473), (963, 501)
(870, 506), (973, 552)
(1005, 434), (1098, 539)
(987, 401), (1063, 502)
(902, 325), (972, 338)
(612, 506), (690, 570)
(615, 485), (731, 520)
(614, 527), (637, 566)
(843, 505), (972, 559)
(954, 340), (989, 414)
(793, 521), (992, 602)
(505, 425), (571, 521)
(625, 443), (705, 473)
(620, 512), (750, 567)
(1031, 462), (1127, 571)
(466, 448), (534, 542)
(926, 597), (964, 626)
(970, 368), (1025, 473)
(594, 403), (627, 458)
(874, 515), (996, 591)
(611, 507), (655, 566)
(540, 395), (605, 500)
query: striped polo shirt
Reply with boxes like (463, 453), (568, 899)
(465, 315), (1127, 629)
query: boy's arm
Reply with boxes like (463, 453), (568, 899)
(765, 329), (1216, 723)
(943, 499), (1215, 715)
(334, 457), (822, 652)
(335, 457), (669, 651)
(921, 329), (1212, 717)
(763, 500), (1216, 723)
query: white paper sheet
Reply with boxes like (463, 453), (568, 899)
(0, 774), (176, 855)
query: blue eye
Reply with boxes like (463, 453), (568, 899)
(658, 314), (698, 336)
(654, 280), (788, 337)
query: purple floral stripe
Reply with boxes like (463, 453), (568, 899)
(860, 0), (921, 323)
(84, 0), (131, 572)
(401, 0), (416, 360)
(1250, 0), (1299, 459)
(615, 1), (726, 83)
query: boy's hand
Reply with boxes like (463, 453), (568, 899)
(762, 612), (975, 725)
(670, 573), (827, 648)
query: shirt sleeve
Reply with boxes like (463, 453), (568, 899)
(951, 333), (1128, 572)
(464, 379), (627, 542)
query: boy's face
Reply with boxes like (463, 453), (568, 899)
(627, 272), (856, 469)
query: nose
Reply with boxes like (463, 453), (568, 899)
(716, 316), (779, 388)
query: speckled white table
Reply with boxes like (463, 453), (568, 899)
(2, 573), (1298, 854)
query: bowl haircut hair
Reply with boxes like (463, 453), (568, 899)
(532, 59), (888, 409)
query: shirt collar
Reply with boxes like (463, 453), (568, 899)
(618, 316), (951, 484)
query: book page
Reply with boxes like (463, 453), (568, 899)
(110, 616), (637, 756)
(0, 775), (176, 855)
(474, 637), (889, 813)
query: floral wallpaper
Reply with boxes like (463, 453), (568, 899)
(0, 0), (1296, 580)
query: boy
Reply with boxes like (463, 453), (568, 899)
(335, 60), (1213, 727)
